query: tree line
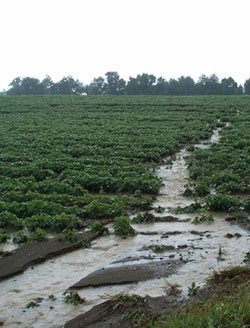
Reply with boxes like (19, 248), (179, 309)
(3, 72), (250, 95)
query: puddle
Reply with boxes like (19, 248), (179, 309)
(0, 127), (249, 328)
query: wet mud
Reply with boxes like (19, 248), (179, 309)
(71, 259), (184, 289)
(65, 295), (183, 328)
(0, 232), (97, 281)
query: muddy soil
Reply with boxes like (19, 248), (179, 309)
(226, 215), (250, 232)
(0, 232), (97, 281)
(71, 259), (184, 288)
(65, 294), (183, 328)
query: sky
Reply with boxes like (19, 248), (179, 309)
(0, 0), (250, 90)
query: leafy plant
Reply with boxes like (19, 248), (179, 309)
(154, 206), (165, 213)
(90, 220), (109, 236)
(50, 213), (81, 232)
(204, 194), (241, 212)
(0, 211), (23, 230)
(81, 239), (90, 249)
(12, 230), (29, 244)
(132, 212), (155, 223)
(59, 229), (78, 243)
(25, 297), (44, 309)
(30, 228), (48, 242)
(153, 245), (165, 253)
(0, 229), (10, 243)
(192, 213), (214, 224)
(113, 216), (136, 236)
(63, 290), (86, 305)
(188, 281), (200, 296)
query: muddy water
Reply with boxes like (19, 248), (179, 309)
(154, 148), (193, 208)
(0, 128), (249, 328)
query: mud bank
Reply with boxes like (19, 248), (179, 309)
(65, 294), (183, 328)
(0, 232), (97, 281)
(71, 259), (184, 288)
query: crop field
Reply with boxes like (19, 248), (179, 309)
(0, 95), (249, 233)
(0, 95), (249, 328)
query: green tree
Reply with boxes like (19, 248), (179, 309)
(168, 78), (180, 95)
(104, 71), (126, 95)
(221, 77), (242, 95)
(196, 74), (221, 95)
(178, 76), (196, 95)
(154, 77), (169, 95)
(86, 77), (105, 95)
(41, 75), (54, 95)
(52, 76), (84, 95)
(7, 77), (44, 95)
(244, 78), (250, 94)
(126, 74), (156, 95)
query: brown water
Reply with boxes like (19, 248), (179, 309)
(0, 128), (249, 328)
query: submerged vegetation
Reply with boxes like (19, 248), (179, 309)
(63, 290), (86, 306)
(132, 212), (156, 223)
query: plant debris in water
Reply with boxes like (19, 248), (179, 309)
(63, 290), (86, 305)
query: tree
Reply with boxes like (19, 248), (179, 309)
(104, 71), (126, 95)
(125, 77), (138, 95)
(0, 89), (7, 96)
(126, 74), (156, 95)
(167, 77), (195, 95)
(7, 77), (44, 95)
(52, 76), (85, 95)
(178, 76), (196, 95)
(86, 77), (105, 95)
(41, 75), (54, 94)
(168, 78), (180, 95)
(221, 77), (242, 95)
(196, 74), (221, 95)
(154, 77), (169, 95)
(244, 79), (250, 94)
(7, 77), (22, 95)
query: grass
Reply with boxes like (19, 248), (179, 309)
(155, 266), (250, 328)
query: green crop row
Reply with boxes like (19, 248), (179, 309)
(0, 95), (249, 232)
(185, 110), (250, 209)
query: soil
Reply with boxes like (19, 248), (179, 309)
(225, 216), (250, 232)
(64, 294), (185, 328)
(65, 267), (250, 328)
(0, 232), (97, 281)
(70, 259), (184, 289)
(140, 245), (176, 252)
(111, 255), (159, 264)
(154, 215), (191, 223)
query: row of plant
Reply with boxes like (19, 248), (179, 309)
(0, 95), (249, 232)
(182, 108), (250, 212)
(0, 216), (134, 254)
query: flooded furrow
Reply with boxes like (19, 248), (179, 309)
(0, 127), (249, 328)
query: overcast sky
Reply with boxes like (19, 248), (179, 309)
(0, 0), (249, 90)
